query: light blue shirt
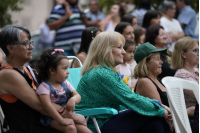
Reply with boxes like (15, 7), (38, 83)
(178, 6), (196, 37)
(86, 11), (105, 21)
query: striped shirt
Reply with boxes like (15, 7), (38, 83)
(49, 5), (85, 50)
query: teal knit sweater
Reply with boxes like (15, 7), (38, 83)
(75, 65), (165, 131)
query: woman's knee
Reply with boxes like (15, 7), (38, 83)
(65, 124), (77, 132)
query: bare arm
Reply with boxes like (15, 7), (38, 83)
(166, 31), (185, 42)
(73, 53), (86, 68)
(0, 69), (48, 115)
(136, 78), (162, 103)
(48, 2), (72, 30)
(65, 90), (81, 111)
(184, 90), (195, 98)
(85, 20), (100, 27)
(39, 94), (68, 125)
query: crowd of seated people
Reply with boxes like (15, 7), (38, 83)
(0, 0), (198, 133)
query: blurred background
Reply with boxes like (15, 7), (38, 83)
(0, 0), (198, 32)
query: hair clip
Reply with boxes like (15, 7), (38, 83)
(51, 49), (64, 55)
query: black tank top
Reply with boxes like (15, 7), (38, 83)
(0, 65), (61, 133)
(134, 76), (169, 107)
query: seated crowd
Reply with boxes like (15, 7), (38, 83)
(0, 0), (198, 133)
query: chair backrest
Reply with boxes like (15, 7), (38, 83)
(67, 67), (82, 90)
(67, 56), (83, 68)
(162, 76), (199, 133)
(66, 56), (82, 90)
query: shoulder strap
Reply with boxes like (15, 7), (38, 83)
(61, 82), (71, 95)
(0, 65), (13, 71)
(43, 81), (58, 98)
(24, 67), (37, 91)
(27, 65), (39, 87)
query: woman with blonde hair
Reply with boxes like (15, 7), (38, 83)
(75, 32), (171, 133)
(171, 37), (199, 132)
(172, 37), (199, 108)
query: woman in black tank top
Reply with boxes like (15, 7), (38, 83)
(133, 42), (173, 132)
(0, 25), (70, 133)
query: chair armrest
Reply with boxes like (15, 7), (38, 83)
(75, 107), (118, 116)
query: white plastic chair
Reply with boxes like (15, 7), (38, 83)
(162, 76), (199, 133)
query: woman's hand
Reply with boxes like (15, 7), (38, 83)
(66, 98), (76, 111)
(70, 112), (87, 126)
(187, 106), (195, 117)
(60, 118), (75, 126)
(162, 104), (174, 132)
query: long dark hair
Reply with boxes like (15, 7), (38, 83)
(142, 10), (161, 29)
(121, 15), (136, 25)
(145, 25), (164, 45)
(133, 26), (144, 45)
(35, 47), (68, 84)
(115, 22), (132, 34)
(78, 27), (101, 54)
(112, 4), (125, 19)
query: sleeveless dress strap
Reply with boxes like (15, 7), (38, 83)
(61, 82), (71, 95)
(24, 67), (37, 90)
(44, 80), (59, 98)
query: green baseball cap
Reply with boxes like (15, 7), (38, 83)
(134, 42), (167, 64)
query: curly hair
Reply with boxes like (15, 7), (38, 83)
(35, 47), (68, 84)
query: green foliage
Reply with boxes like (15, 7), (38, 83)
(0, 0), (24, 28)
(99, 0), (199, 15)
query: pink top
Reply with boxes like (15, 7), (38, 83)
(174, 68), (199, 108)
(36, 81), (75, 103)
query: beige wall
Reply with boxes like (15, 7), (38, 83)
(11, 0), (54, 33)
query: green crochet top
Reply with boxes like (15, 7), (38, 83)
(75, 65), (165, 132)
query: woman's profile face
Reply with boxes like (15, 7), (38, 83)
(183, 43), (199, 66)
(110, 5), (120, 17)
(150, 15), (160, 26)
(154, 29), (168, 48)
(12, 31), (34, 62)
(122, 25), (135, 41)
(112, 40), (126, 66)
(146, 53), (163, 76)
(132, 18), (138, 26)
(139, 34), (145, 44)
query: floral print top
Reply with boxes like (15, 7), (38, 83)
(174, 68), (199, 108)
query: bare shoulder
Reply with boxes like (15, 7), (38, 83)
(0, 69), (28, 94)
(77, 53), (86, 60)
(136, 78), (157, 91)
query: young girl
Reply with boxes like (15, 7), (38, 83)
(35, 48), (92, 133)
(117, 39), (136, 90)
(133, 25), (145, 46)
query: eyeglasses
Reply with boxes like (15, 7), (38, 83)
(13, 40), (34, 49)
(188, 48), (199, 54)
